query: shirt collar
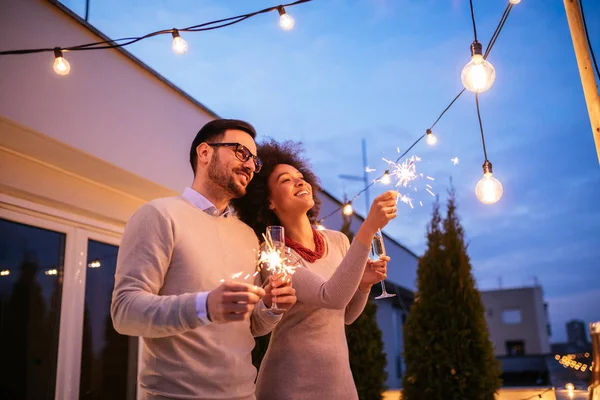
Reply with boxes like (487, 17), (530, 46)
(182, 187), (231, 217)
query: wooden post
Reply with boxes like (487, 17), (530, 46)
(564, 0), (600, 164)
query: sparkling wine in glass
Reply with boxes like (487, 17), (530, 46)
(263, 226), (285, 312)
(371, 229), (396, 300)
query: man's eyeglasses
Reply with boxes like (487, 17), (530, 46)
(207, 142), (262, 173)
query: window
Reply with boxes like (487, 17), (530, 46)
(79, 239), (137, 399)
(0, 218), (65, 399)
(506, 340), (525, 356)
(0, 201), (140, 399)
(502, 309), (522, 324)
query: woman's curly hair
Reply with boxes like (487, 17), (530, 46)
(232, 139), (322, 239)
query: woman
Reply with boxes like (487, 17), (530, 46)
(233, 140), (398, 400)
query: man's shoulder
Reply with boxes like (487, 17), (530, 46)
(147, 195), (185, 210)
(133, 196), (187, 219)
(228, 216), (260, 243)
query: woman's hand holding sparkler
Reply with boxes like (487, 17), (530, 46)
(355, 190), (399, 247)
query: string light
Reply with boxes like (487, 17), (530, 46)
(461, 41), (496, 93)
(425, 129), (438, 145)
(52, 48), (70, 75)
(0, 0), (311, 74)
(315, 222), (326, 230)
(0, 270), (10, 276)
(342, 203), (354, 216)
(314, 1), (518, 221)
(516, 388), (554, 400)
(45, 269), (58, 276)
(171, 29), (188, 54)
(88, 260), (101, 268)
(1, 0), (521, 218)
(277, 6), (295, 30)
(475, 160), (503, 204)
(380, 171), (392, 185)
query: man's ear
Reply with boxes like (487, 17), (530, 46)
(268, 201), (275, 210)
(196, 142), (212, 166)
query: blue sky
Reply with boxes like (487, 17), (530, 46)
(61, 0), (600, 343)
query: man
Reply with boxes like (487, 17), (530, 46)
(111, 119), (296, 400)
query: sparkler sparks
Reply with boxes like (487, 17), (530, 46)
(256, 232), (297, 277)
(380, 155), (437, 208)
(383, 156), (420, 188)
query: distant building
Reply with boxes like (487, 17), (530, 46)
(480, 286), (551, 357)
(566, 319), (588, 348)
(480, 286), (553, 387)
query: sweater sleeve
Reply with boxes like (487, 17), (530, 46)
(249, 267), (282, 337)
(111, 203), (202, 338)
(292, 233), (370, 310)
(344, 289), (370, 324)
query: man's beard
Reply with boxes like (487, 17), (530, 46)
(207, 151), (249, 199)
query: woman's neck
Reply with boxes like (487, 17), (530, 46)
(280, 213), (315, 250)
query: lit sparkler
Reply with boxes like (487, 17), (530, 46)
(380, 155), (437, 207)
(256, 232), (297, 277)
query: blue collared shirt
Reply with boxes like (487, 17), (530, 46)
(182, 187), (232, 218)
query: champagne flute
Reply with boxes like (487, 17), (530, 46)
(263, 226), (286, 312)
(371, 229), (396, 300)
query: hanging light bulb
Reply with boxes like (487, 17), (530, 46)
(278, 6), (295, 30)
(425, 129), (437, 145)
(509, 0), (521, 4)
(53, 48), (70, 75)
(475, 160), (503, 204)
(171, 29), (188, 54)
(461, 41), (496, 93)
(380, 171), (391, 185)
(342, 203), (354, 216)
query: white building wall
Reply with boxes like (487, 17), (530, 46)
(0, 0), (215, 197)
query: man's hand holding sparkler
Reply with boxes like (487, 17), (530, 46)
(206, 281), (266, 323)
